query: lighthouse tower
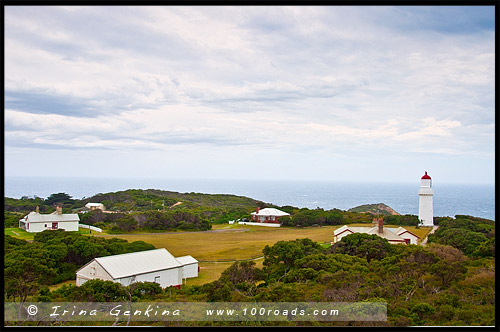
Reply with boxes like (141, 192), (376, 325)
(418, 171), (434, 226)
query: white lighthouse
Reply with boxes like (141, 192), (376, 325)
(418, 171), (434, 226)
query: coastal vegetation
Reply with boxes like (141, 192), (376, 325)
(4, 190), (495, 326)
(5, 190), (422, 233)
(4, 229), (495, 326)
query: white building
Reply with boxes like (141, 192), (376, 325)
(244, 207), (290, 227)
(418, 171), (434, 226)
(19, 206), (79, 233)
(85, 203), (105, 211)
(333, 219), (420, 245)
(76, 248), (198, 289)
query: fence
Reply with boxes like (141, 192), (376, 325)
(79, 223), (103, 233)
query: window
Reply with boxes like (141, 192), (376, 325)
(45, 224), (47, 228)
(52, 222), (58, 229)
(90, 266), (96, 276)
(154, 276), (160, 284)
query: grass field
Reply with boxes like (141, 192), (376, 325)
(93, 224), (338, 261)
(5, 223), (433, 286)
(92, 224), (339, 285)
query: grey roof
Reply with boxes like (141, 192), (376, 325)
(24, 211), (80, 223)
(94, 248), (183, 279)
(334, 225), (407, 242)
(176, 255), (198, 265)
(366, 227), (406, 242)
(387, 227), (421, 238)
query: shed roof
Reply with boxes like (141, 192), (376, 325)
(94, 248), (182, 279)
(176, 255), (198, 265)
(251, 208), (290, 217)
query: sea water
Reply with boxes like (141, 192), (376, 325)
(3, 176), (495, 221)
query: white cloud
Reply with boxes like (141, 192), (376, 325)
(4, 6), (495, 183)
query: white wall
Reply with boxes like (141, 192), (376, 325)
(398, 232), (419, 245)
(25, 222), (46, 233)
(238, 221), (281, 227)
(26, 221), (79, 233)
(181, 263), (199, 279)
(76, 260), (114, 286)
(419, 194), (434, 226)
(116, 267), (183, 288)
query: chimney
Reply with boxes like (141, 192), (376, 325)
(56, 205), (63, 215)
(256, 207), (261, 214)
(35, 206), (39, 214)
(378, 217), (383, 234)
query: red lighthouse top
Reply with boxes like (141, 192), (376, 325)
(421, 171), (431, 180)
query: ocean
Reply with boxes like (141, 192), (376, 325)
(3, 176), (495, 221)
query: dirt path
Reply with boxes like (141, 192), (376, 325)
(199, 256), (264, 263)
(420, 226), (439, 246)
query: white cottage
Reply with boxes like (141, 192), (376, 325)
(76, 248), (198, 289)
(333, 218), (420, 245)
(19, 206), (79, 233)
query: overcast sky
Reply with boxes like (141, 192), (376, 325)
(4, 6), (495, 184)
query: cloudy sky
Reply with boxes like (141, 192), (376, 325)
(4, 6), (495, 184)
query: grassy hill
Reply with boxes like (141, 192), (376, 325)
(80, 189), (261, 212)
(348, 203), (400, 216)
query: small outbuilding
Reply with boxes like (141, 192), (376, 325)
(85, 203), (105, 211)
(76, 248), (198, 289)
(176, 255), (199, 279)
(19, 206), (79, 233)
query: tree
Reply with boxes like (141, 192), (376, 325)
(127, 281), (163, 300)
(220, 261), (265, 285)
(331, 233), (393, 263)
(263, 238), (323, 269)
(427, 244), (467, 287)
(45, 192), (75, 207)
(262, 238), (323, 283)
(428, 228), (487, 256)
(70, 279), (127, 302)
(4, 244), (57, 314)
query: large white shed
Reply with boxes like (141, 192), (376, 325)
(76, 248), (198, 289)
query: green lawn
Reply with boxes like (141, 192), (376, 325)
(4, 227), (106, 240)
(4, 227), (35, 241)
